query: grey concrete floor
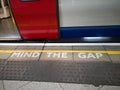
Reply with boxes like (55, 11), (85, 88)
(0, 80), (120, 90)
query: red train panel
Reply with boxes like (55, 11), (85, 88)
(9, 0), (59, 39)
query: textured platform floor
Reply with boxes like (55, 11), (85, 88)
(0, 45), (120, 88)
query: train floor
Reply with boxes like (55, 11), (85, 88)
(0, 18), (21, 40)
(0, 44), (120, 90)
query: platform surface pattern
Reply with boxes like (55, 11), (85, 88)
(0, 45), (120, 90)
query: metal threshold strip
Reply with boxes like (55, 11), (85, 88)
(0, 38), (21, 40)
(0, 43), (120, 46)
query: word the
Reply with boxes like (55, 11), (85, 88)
(47, 52), (68, 58)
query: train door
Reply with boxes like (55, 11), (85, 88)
(9, 0), (59, 39)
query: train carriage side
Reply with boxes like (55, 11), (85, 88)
(0, 0), (120, 40)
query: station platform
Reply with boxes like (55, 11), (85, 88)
(0, 43), (120, 90)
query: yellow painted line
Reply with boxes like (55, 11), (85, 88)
(0, 50), (14, 53)
(8, 0), (15, 24)
(0, 50), (120, 55)
(106, 51), (120, 55)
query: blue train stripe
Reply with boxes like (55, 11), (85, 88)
(60, 25), (120, 38)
